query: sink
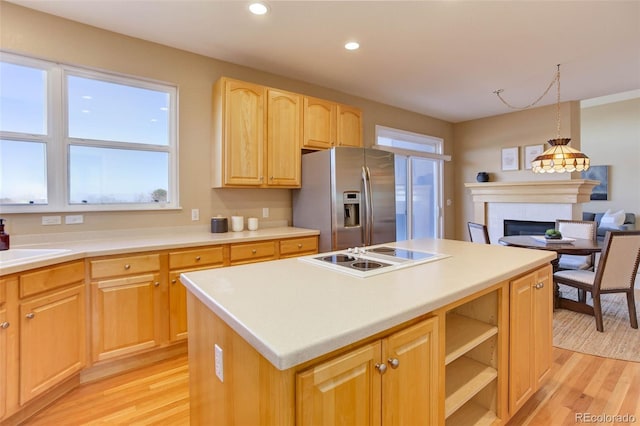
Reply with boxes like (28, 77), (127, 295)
(0, 248), (71, 265)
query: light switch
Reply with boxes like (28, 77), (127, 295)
(214, 344), (224, 382)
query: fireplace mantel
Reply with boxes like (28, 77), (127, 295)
(464, 179), (599, 204)
(465, 180), (600, 236)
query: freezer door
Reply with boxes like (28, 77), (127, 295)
(364, 148), (396, 246)
(332, 147), (366, 250)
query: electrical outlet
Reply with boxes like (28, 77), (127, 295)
(65, 215), (84, 224)
(191, 209), (200, 221)
(214, 344), (224, 382)
(42, 216), (62, 225)
(262, 207), (269, 218)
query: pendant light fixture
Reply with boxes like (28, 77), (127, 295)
(494, 65), (590, 173)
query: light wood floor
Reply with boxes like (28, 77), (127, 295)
(24, 348), (639, 425)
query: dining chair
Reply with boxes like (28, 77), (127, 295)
(468, 222), (490, 244)
(553, 230), (640, 332)
(555, 219), (597, 271)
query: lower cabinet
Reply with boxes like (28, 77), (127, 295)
(0, 285), (9, 420)
(296, 317), (439, 426)
(19, 284), (86, 405)
(509, 265), (553, 415)
(91, 272), (163, 361)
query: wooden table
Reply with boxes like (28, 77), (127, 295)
(498, 235), (603, 310)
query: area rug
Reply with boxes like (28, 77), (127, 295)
(553, 287), (640, 362)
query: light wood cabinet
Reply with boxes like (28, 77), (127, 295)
(279, 236), (318, 258)
(508, 265), (552, 415)
(303, 97), (363, 150)
(212, 79), (303, 188)
(267, 88), (302, 187)
(0, 283), (9, 420)
(19, 284), (85, 405)
(213, 77), (265, 187)
(229, 240), (277, 265)
(297, 317), (439, 426)
(168, 246), (226, 342)
(90, 254), (163, 362)
(337, 104), (363, 147)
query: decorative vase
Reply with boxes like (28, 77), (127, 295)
(476, 172), (489, 183)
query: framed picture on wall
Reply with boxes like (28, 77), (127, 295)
(501, 147), (519, 171)
(524, 144), (544, 170)
(581, 165), (609, 200)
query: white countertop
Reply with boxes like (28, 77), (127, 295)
(0, 225), (319, 275)
(180, 238), (556, 370)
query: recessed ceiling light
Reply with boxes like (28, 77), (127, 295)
(249, 2), (269, 15)
(344, 41), (360, 51)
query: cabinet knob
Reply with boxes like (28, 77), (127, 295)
(25, 313), (35, 319)
(195, 256), (201, 261)
(171, 279), (177, 284)
(375, 363), (387, 374)
(297, 243), (303, 248)
(124, 264), (131, 270)
(252, 249), (257, 254)
(535, 282), (544, 289)
(154, 281), (160, 287)
(270, 176), (274, 180)
(388, 358), (400, 369)
(0, 321), (9, 329)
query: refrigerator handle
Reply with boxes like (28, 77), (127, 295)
(362, 165), (374, 246)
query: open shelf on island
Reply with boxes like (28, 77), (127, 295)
(445, 313), (498, 365)
(445, 356), (498, 418)
(446, 399), (498, 426)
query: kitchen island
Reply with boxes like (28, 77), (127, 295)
(181, 238), (555, 425)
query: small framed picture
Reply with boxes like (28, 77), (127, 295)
(501, 147), (519, 171)
(524, 144), (544, 170)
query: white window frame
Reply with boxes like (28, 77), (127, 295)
(374, 125), (449, 238)
(0, 51), (179, 213)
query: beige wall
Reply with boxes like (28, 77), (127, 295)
(581, 98), (640, 223)
(0, 3), (455, 238)
(452, 101), (583, 240)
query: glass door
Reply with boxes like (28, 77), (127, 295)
(395, 155), (441, 240)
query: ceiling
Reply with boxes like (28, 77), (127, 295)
(8, 0), (640, 123)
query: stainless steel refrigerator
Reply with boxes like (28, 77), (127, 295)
(293, 147), (396, 252)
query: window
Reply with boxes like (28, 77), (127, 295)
(0, 52), (178, 212)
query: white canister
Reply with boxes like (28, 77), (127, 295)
(247, 217), (259, 231)
(231, 216), (244, 232)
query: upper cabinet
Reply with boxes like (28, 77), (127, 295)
(267, 89), (302, 187)
(212, 77), (362, 188)
(212, 78), (302, 188)
(212, 78), (266, 187)
(302, 96), (362, 149)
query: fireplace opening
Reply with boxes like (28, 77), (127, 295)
(503, 219), (555, 236)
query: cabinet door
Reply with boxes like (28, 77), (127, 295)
(168, 271), (188, 342)
(267, 89), (302, 187)
(297, 342), (382, 426)
(509, 272), (536, 414)
(303, 96), (336, 149)
(382, 317), (439, 426)
(224, 79), (265, 185)
(337, 104), (362, 147)
(533, 265), (553, 388)
(19, 285), (86, 405)
(0, 305), (7, 419)
(91, 273), (162, 362)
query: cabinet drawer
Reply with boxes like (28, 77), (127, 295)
(19, 261), (85, 299)
(169, 246), (225, 270)
(229, 241), (276, 264)
(280, 236), (318, 257)
(90, 254), (160, 279)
